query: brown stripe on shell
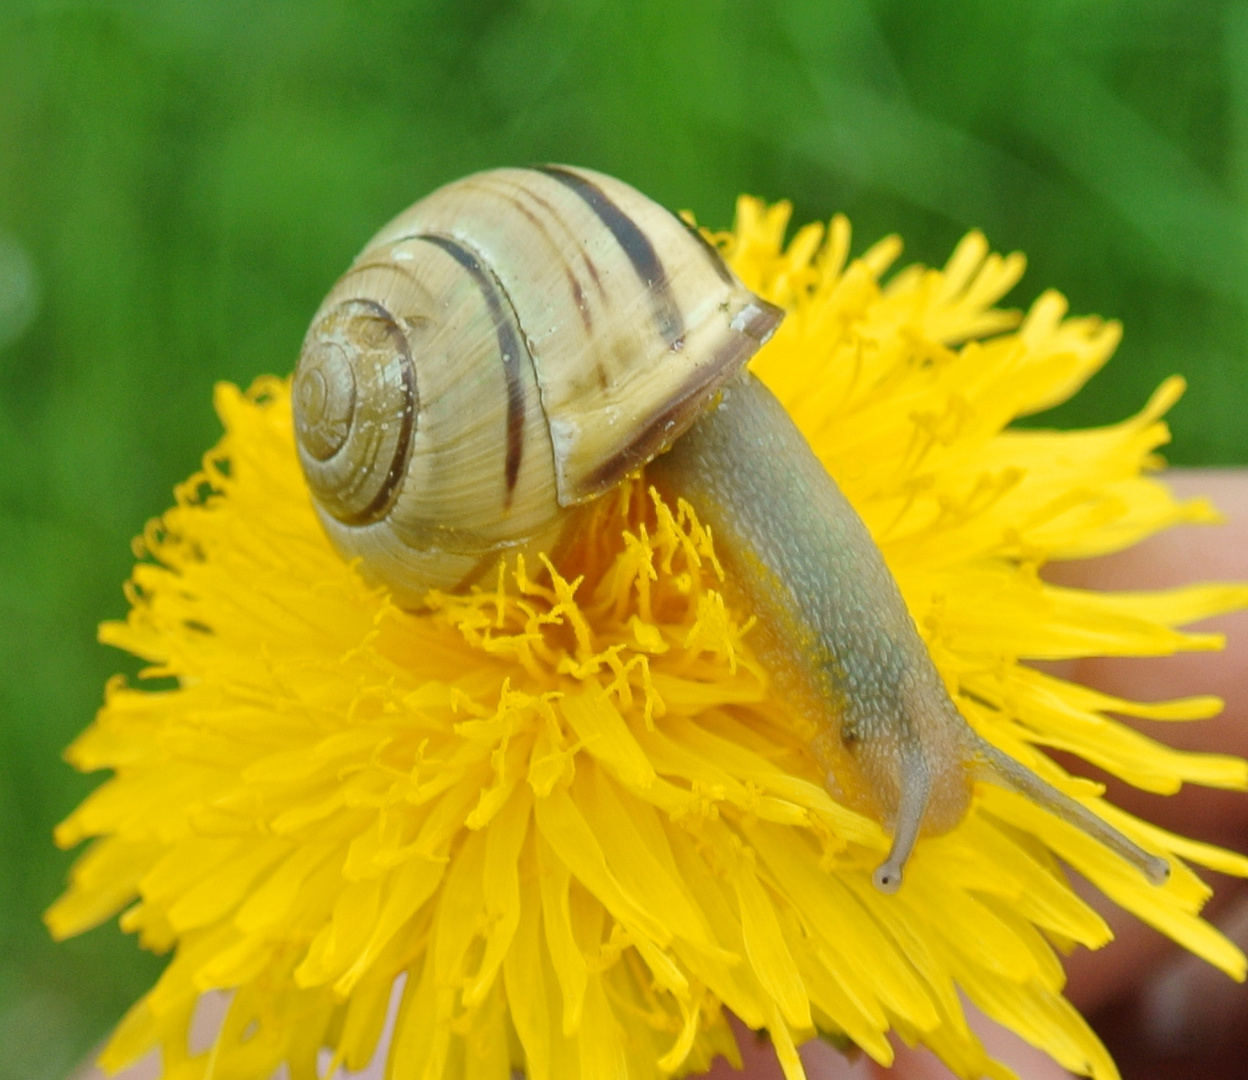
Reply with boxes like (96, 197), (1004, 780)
(573, 296), (786, 500)
(681, 217), (737, 286)
(567, 274), (592, 332)
(336, 298), (419, 526)
(535, 165), (686, 349)
(489, 186), (595, 333)
(731, 298), (786, 344)
(340, 259), (424, 289)
(512, 181), (607, 300)
(450, 550), (508, 593)
(415, 233), (528, 502)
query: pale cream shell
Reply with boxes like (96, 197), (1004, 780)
(292, 166), (782, 604)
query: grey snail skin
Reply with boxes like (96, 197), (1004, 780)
(291, 165), (1170, 893)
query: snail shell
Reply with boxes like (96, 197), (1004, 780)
(292, 165), (782, 604)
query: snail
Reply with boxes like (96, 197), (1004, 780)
(291, 165), (1170, 893)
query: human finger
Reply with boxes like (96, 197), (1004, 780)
(1046, 468), (1248, 838)
(1042, 469), (1248, 1059)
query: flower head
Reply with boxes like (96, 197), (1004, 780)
(50, 197), (1248, 1080)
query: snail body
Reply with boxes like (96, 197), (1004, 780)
(293, 166), (1169, 892)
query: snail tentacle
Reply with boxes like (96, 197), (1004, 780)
(974, 737), (1171, 885)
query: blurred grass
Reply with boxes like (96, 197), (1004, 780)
(0, 0), (1246, 1075)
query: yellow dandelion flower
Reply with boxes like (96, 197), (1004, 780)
(49, 192), (1248, 1080)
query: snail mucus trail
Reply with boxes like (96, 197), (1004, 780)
(291, 165), (1170, 893)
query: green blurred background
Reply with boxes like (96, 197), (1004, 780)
(1, 0), (1246, 1075)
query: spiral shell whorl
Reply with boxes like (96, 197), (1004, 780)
(294, 299), (416, 526)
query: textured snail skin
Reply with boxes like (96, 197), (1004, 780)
(650, 372), (1171, 891)
(293, 166), (1168, 892)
